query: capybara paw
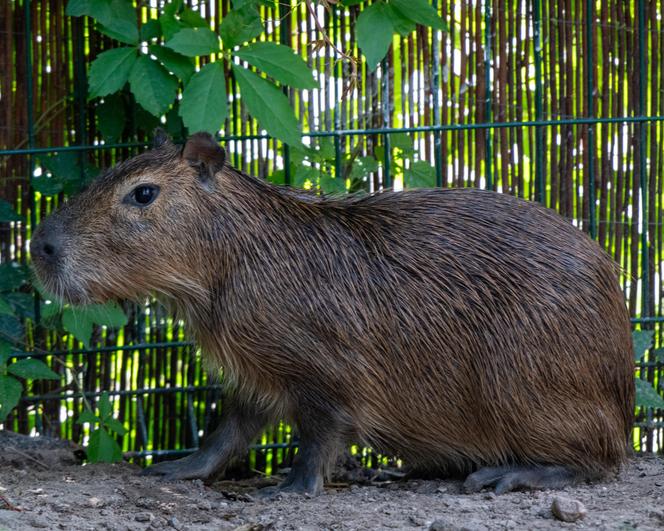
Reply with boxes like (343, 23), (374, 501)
(255, 475), (323, 498)
(141, 458), (213, 481)
(464, 465), (578, 494)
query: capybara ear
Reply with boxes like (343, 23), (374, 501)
(182, 132), (226, 182)
(152, 127), (173, 149)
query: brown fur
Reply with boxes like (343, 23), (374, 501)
(31, 133), (634, 492)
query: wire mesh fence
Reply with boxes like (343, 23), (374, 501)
(1, 0), (663, 467)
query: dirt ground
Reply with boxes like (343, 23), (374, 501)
(0, 432), (662, 531)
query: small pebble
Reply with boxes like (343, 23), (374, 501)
(86, 496), (104, 508)
(551, 496), (587, 523)
(135, 512), (153, 523)
(167, 516), (182, 530)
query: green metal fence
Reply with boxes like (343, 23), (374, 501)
(1, 0), (664, 465)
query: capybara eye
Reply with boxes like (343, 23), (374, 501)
(126, 185), (159, 207)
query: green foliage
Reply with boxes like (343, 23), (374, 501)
(235, 42), (318, 89)
(408, 161), (437, 188)
(635, 379), (664, 410)
(391, 0), (447, 31)
(632, 330), (664, 410)
(166, 27), (221, 56)
(355, 0), (447, 69)
(0, 347), (59, 423)
(66, 0), (444, 146)
(232, 64), (304, 147)
(77, 392), (127, 463)
(34, 152), (100, 197)
(356, 2), (395, 71)
(128, 56), (178, 116)
(148, 45), (195, 83)
(88, 47), (137, 98)
(632, 329), (654, 361)
(218, 4), (263, 48)
(179, 62), (228, 134)
(61, 302), (129, 348)
(66, 0), (138, 44)
(96, 94), (126, 142)
(0, 200), (23, 223)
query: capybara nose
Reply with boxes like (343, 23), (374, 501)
(30, 227), (63, 265)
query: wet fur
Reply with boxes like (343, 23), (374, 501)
(32, 135), (635, 490)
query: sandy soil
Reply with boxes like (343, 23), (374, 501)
(0, 431), (662, 531)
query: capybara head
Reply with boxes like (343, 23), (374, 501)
(31, 131), (226, 305)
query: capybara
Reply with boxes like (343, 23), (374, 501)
(31, 131), (634, 495)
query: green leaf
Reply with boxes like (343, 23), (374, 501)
(0, 298), (14, 317)
(149, 44), (195, 83)
(8, 359), (60, 381)
(165, 105), (186, 140)
(140, 19), (162, 41)
(391, 132), (414, 153)
(98, 391), (113, 419)
(232, 0), (274, 7)
(320, 175), (347, 194)
(633, 330), (654, 361)
(235, 42), (317, 89)
(0, 262), (29, 292)
(63, 301), (128, 347)
(391, 0), (447, 31)
(81, 302), (129, 329)
(3, 292), (35, 320)
(407, 161), (437, 188)
(356, 2), (394, 71)
(42, 152), (79, 179)
(77, 410), (99, 424)
(219, 5), (263, 49)
(31, 176), (63, 196)
(40, 300), (61, 320)
(349, 156), (379, 180)
(66, 0), (100, 17)
(134, 105), (162, 133)
(0, 315), (24, 345)
(0, 340), (13, 366)
(101, 0), (138, 44)
(67, 0), (138, 44)
(232, 64), (303, 147)
(635, 379), (664, 410)
(385, 3), (417, 36)
(180, 7), (208, 28)
(164, 0), (183, 17)
(105, 418), (128, 436)
(62, 308), (93, 348)
(0, 200), (23, 223)
(293, 165), (319, 188)
(159, 13), (186, 41)
(97, 95), (126, 142)
(86, 428), (123, 463)
(166, 27), (220, 57)
(0, 375), (22, 422)
(129, 55), (178, 117)
(179, 62), (227, 134)
(88, 47), (137, 99)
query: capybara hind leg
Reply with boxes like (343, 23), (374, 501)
(277, 443), (326, 495)
(464, 465), (579, 494)
(142, 397), (267, 481)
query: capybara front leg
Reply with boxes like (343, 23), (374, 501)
(142, 397), (267, 481)
(464, 465), (579, 494)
